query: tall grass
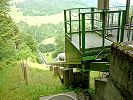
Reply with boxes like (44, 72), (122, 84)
(0, 63), (70, 100)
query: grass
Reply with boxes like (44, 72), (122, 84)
(0, 61), (101, 100)
(90, 71), (101, 88)
(0, 62), (70, 100)
(43, 52), (54, 63)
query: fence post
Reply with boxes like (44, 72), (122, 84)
(63, 69), (69, 86)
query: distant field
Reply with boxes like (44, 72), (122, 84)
(41, 37), (56, 45)
(10, 6), (64, 26)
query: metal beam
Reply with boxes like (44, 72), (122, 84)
(89, 62), (109, 72)
(126, 0), (130, 23)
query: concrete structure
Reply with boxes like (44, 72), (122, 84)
(94, 78), (108, 100)
(39, 91), (89, 100)
(95, 41), (133, 100)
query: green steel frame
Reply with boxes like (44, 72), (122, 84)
(64, 7), (128, 58)
(64, 6), (133, 70)
(63, 6), (133, 89)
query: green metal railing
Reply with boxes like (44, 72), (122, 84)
(127, 15), (133, 41)
(79, 10), (126, 52)
(109, 5), (133, 16)
(64, 6), (132, 53)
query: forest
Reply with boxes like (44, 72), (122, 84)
(16, 21), (65, 62)
(12, 0), (97, 16)
(0, 0), (30, 69)
(11, 0), (125, 16)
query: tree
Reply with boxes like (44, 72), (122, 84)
(39, 43), (56, 53)
(52, 34), (65, 58)
(0, 0), (19, 69)
(0, 0), (38, 70)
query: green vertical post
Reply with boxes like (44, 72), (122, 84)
(126, 0), (130, 24)
(120, 10), (126, 42)
(131, 16), (133, 40)
(69, 11), (72, 40)
(79, 9), (81, 50)
(64, 10), (67, 34)
(82, 13), (85, 52)
(128, 16), (133, 40)
(91, 8), (94, 30)
(110, 13), (114, 33)
(102, 11), (106, 48)
(117, 11), (121, 42)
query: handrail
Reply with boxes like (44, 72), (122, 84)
(64, 6), (131, 52)
(65, 7), (96, 11)
(65, 5), (133, 12)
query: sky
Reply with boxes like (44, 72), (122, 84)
(12, 0), (133, 5)
(115, 0), (133, 5)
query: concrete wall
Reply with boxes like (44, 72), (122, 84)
(95, 41), (133, 100)
(94, 78), (108, 100)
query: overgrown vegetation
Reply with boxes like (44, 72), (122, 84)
(39, 43), (56, 53)
(0, 0), (39, 70)
(0, 63), (71, 100)
(16, 21), (64, 43)
(0, 0), (19, 69)
(16, 20), (65, 60)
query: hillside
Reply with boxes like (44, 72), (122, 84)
(10, 7), (64, 26)
(11, 0), (126, 16)
(0, 63), (68, 100)
(14, 0), (89, 16)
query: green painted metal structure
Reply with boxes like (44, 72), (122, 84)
(48, 5), (133, 89)
(64, 6), (133, 71)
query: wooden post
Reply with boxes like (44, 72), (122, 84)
(23, 60), (28, 85)
(49, 65), (53, 71)
(63, 69), (69, 86)
(73, 72), (81, 86)
(57, 69), (63, 84)
(83, 71), (89, 89)
(68, 68), (73, 85)
(53, 66), (60, 76)
(60, 67), (64, 75)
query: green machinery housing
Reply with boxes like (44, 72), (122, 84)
(64, 6), (133, 71)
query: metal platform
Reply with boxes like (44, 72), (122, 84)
(72, 32), (112, 49)
(64, 7), (133, 62)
